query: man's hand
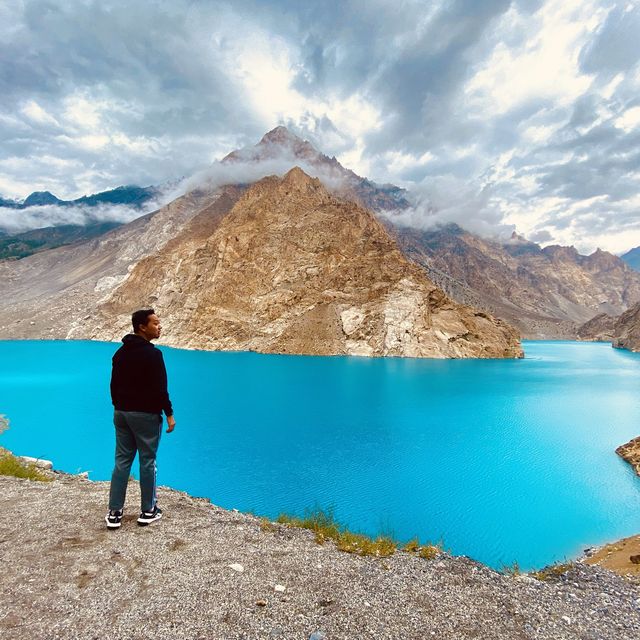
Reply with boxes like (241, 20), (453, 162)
(166, 415), (176, 433)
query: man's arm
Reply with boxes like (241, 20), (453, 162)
(155, 350), (175, 432)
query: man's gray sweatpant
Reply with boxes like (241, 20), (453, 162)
(109, 410), (162, 513)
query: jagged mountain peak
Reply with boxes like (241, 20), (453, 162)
(259, 125), (307, 147)
(224, 125), (323, 166)
(280, 166), (322, 190)
(221, 128), (409, 213)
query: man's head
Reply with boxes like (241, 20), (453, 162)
(131, 309), (161, 341)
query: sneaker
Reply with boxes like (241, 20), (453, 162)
(105, 509), (123, 529)
(137, 506), (163, 526)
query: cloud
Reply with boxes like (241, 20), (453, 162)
(380, 175), (515, 240)
(579, 3), (640, 78)
(0, 0), (639, 253)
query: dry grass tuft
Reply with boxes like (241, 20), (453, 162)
(532, 562), (574, 581)
(0, 449), (53, 482)
(276, 508), (443, 560)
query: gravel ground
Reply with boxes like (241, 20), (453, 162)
(1, 473), (639, 640)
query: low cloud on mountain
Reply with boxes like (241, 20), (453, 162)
(0, 196), (169, 234)
(380, 175), (516, 240)
(1, 0), (639, 253)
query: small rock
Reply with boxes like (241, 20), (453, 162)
(562, 616), (571, 624)
(228, 563), (244, 573)
(256, 599), (268, 607)
(309, 632), (326, 640)
(274, 584), (286, 592)
(364, 601), (371, 607)
(78, 471), (89, 478)
(630, 554), (640, 564)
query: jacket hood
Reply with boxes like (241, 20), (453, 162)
(121, 334), (153, 348)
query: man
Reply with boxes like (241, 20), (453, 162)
(105, 309), (176, 529)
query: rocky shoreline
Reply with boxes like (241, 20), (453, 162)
(616, 436), (640, 476)
(1, 467), (640, 640)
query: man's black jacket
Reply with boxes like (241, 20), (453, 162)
(110, 334), (173, 416)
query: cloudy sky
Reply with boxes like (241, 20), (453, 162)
(1, 0), (639, 254)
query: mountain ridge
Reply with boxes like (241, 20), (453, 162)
(0, 185), (157, 210)
(94, 166), (522, 358)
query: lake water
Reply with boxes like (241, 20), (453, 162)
(1, 339), (639, 570)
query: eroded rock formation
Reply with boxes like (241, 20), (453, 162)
(616, 436), (640, 476)
(578, 302), (640, 352)
(95, 168), (522, 358)
(389, 224), (640, 339)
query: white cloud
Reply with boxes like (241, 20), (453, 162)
(465, 0), (601, 115)
(381, 174), (515, 240)
(615, 106), (640, 131)
(1, 0), (639, 254)
(21, 100), (60, 127)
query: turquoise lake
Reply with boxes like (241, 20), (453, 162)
(1, 339), (639, 570)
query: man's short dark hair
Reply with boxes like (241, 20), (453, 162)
(132, 309), (155, 333)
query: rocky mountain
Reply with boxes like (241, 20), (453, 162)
(621, 247), (640, 272)
(579, 303), (640, 351)
(577, 302), (640, 352)
(3, 126), (635, 346)
(617, 436), (640, 476)
(576, 312), (617, 342)
(0, 186), (160, 259)
(611, 303), (640, 352)
(388, 224), (640, 338)
(0, 185), (235, 340)
(91, 168), (521, 358)
(0, 166), (521, 359)
(224, 126), (410, 212)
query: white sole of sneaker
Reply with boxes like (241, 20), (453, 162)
(137, 514), (162, 526)
(105, 517), (122, 529)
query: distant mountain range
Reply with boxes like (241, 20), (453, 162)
(0, 222), (122, 260)
(389, 223), (640, 338)
(0, 164), (522, 359)
(621, 247), (640, 272)
(0, 185), (157, 210)
(1, 126), (640, 346)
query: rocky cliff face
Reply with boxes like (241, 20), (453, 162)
(388, 224), (640, 338)
(92, 168), (522, 358)
(576, 312), (617, 342)
(0, 186), (242, 340)
(578, 302), (640, 352)
(616, 436), (640, 476)
(610, 303), (640, 352)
